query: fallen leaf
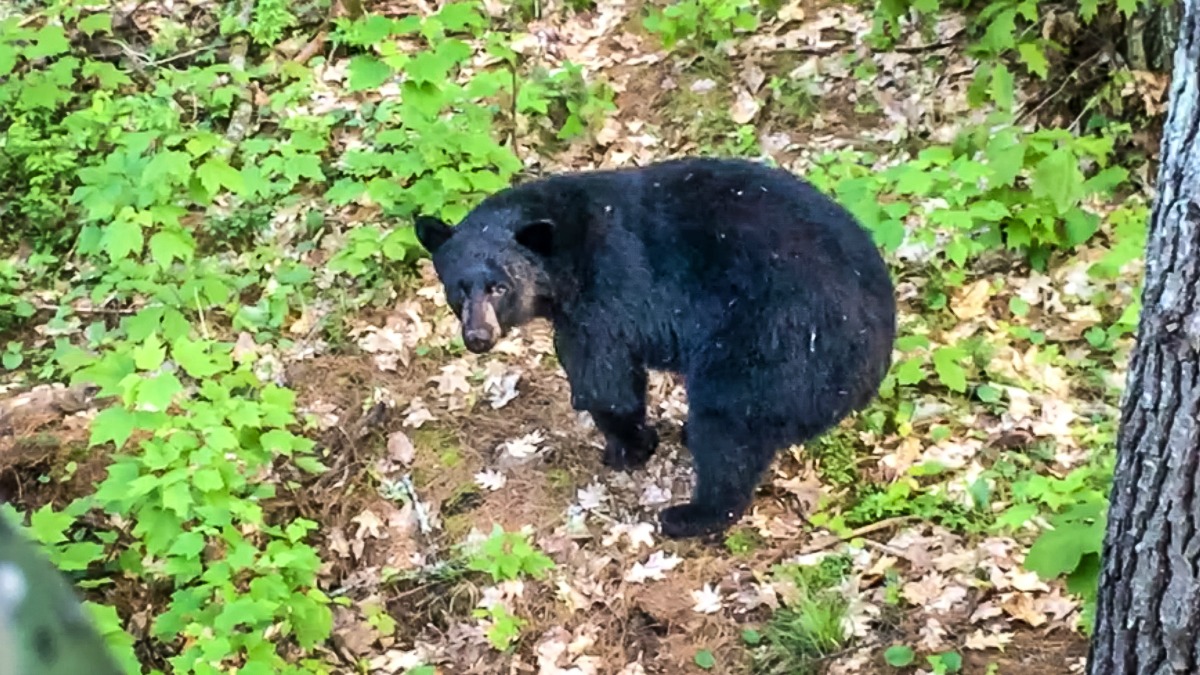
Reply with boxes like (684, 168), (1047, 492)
(691, 583), (724, 614)
(387, 430), (415, 466)
(730, 87), (761, 124)
(624, 551), (682, 583)
(475, 469), (507, 491)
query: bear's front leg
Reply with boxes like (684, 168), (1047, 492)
(554, 329), (658, 471)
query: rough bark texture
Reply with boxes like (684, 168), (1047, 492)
(1124, 0), (1182, 72)
(1087, 1), (1200, 672)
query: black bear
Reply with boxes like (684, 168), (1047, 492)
(414, 157), (897, 539)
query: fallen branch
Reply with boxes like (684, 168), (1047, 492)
(762, 514), (920, 567)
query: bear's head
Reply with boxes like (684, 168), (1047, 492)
(414, 211), (557, 354)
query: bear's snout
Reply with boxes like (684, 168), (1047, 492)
(464, 327), (496, 353)
(461, 294), (502, 353)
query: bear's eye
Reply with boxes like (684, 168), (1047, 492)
(489, 284), (508, 297)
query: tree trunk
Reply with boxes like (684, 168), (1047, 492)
(1087, 0), (1200, 672)
(1124, 0), (1183, 72)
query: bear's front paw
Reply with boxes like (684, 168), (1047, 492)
(658, 502), (739, 539)
(601, 426), (658, 471)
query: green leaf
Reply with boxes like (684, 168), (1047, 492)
(1018, 42), (1049, 79)
(742, 628), (762, 645)
(928, 651), (963, 672)
(161, 480), (193, 518)
(135, 372), (183, 412)
(133, 334), (166, 371)
(0, 44), (15, 77)
(1084, 166), (1129, 194)
(28, 25), (71, 59)
(2, 349), (21, 370)
(347, 55), (393, 91)
(945, 237), (970, 267)
(81, 60), (132, 88)
(1116, 0), (1139, 17)
(932, 346), (968, 393)
(976, 384), (1002, 403)
(197, 158), (245, 196)
(29, 504), (76, 545)
(172, 336), (227, 378)
(694, 649), (716, 669)
(149, 229), (195, 268)
(884, 644), (915, 666)
(168, 531), (207, 558)
(894, 357), (925, 386)
(997, 503), (1039, 529)
(90, 407), (139, 449)
(979, 8), (1017, 52)
(101, 217), (145, 261)
(1079, 0), (1099, 21)
(986, 138), (1026, 188)
(1032, 149), (1085, 214)
(56, 541), (106, 571)
(192, 468), (224, 492)
(1024, 523), (1097, 579)
(990, 63), (1014, 111)
(1064, 210), (1101, 247)
(79, 13), (114, 36)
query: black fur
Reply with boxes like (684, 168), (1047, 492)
(415, 157), (897, 538)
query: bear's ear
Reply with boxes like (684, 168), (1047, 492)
(515, 219), (555, 258)
(414, 216), (455, 253)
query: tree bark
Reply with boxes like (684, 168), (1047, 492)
(1087, 1), (1200, 673)
(1124, 0), (1182, 73)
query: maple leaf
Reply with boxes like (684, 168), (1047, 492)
(431, 361), (473, 396)
(624, 551), (682, 583)
(501, 430), (546, 459)
(576, 482), (609, 511)
(691, 583), (724, 614)
(475, 469), (508, 491)
(351, 509), (385, 540)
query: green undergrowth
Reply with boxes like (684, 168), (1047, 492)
(0, 1), (611, 672)
(748, 554), (855, 674)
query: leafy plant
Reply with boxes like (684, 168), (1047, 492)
(808, 116), (1132, 270)
(884, 644), (916, 667)
(869, 0), (1155, 110)
(749, 556), (853, 675)
(643, 0), (760, 51)
(464, 524), (556, 583)
(473, 603), (526, 650)
(996, 457), (1114, 632)
(928, 651), (964, 674)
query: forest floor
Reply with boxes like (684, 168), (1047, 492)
(0, 0), (1159, 672)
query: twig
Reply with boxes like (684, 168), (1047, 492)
(193, 288), (210, 340)
(1017, 51), (1102, 124)
(763, 515), (920, 567)
(32, 302), (144, 316)
(101, 40), (218, 68)
(293, 30), (328, 64)
(891, 31), (965, 53)
(797, 515), (918, 554)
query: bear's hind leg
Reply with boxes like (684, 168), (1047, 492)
(658, 414), (778, 539)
